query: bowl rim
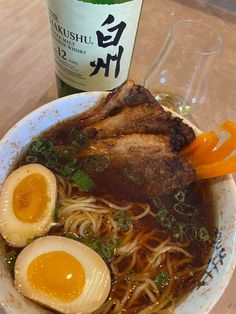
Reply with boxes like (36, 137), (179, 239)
(0, 91), (236, 314)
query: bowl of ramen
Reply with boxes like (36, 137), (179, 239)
(0, 81), (236, 314)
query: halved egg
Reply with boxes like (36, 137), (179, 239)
(0, 164), (57, 247)
(14, 236), (111, 314)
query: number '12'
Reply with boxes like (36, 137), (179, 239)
(58, 47), (67, 60)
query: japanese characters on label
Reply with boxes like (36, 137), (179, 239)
(90, 14), (126, 79)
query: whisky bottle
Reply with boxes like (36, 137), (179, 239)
(45, 0), (143, 97)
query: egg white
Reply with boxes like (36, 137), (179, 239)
(14, 236), (111, 314)
(0, 164), (57, 247)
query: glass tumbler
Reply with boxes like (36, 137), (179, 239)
(144, 20), (223, 116)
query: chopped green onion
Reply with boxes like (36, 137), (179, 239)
(173, 224), (186, 241)
(174, 190), (186, 203)
(176, 223), (198, 241)
(54, 202), (60, 223)
(55, 146), (77, 160)
(126, 270), (136, 283)
(156, 208), (168, 221)
(25, 138), (61, 172)
(69, 127), (89, 146)
(198, 227), (210, 242)
(72, 169), (94, 192)
(29, 138), (54, 154)
(66, 232), (121, 262)
(60, 159), (78, 177)
(4, 251), (17, 274)
(156, 209), (175, 228)
(122, 167), (144, 185)
(173, 203), (199, 217)
(100, 243), (114, 262)
(113, 210), (133, 232)
(155, 271), (169, 288)
(152, 197), (166, 210)
(44, 152), (59, 169)
(79, 156), (110, 173)
(25, 155), (38, 163)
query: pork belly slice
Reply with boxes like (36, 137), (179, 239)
(81, 104), (195, 152)
(78, 134), (196, 196)
(130, 153), (196, 197)
(78, 81), (163, 127)
(79, 134), (172, 161)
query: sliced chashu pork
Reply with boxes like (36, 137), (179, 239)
(78, 134), (196, 196)
(81, 104), (195, 152)
(78, 81), (162, 127)
(78, 134), (172, 160)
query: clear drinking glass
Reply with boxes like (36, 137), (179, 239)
(144, 20), (223, 116)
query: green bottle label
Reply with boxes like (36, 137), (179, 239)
(46, 0), (143, 91)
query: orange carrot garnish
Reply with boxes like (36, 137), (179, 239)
(180, 121), (236, 180)
(194, 121), (236, 166)
(180, 131), (218, 157)
(195, 155), (236, 180)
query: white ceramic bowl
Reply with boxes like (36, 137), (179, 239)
(0, 92), (236, 314)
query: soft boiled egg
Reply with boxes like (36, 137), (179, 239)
(0, 163), (57, 247)
(14, 236), (111, 314)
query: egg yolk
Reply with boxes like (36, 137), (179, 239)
(13, 173), (50, 223)
(27, 251), (85, 302)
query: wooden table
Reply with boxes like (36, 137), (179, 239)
(0, 0), (236, 313)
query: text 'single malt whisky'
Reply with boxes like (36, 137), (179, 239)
(46, 0), (143, 97)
